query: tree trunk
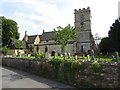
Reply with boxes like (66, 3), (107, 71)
(62, 46), (65, 60)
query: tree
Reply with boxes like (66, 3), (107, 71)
(99, 18), (120, 54)
(2, 17), (20, 47)
(99, 37), (114, 54)
(1, 46), (9, 55)
(15, 39), (23, 49)
(108, 18), (120, 52)
(54, 24), (76, 60)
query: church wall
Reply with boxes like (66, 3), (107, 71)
(34, 44), (75, 56)
(34, 35), (40, 44)
(66, 44), (75, 55)
(77, 43), (90, 53)
(49, 45), (61, 54)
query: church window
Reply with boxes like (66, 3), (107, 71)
(45, 46), (48, 52)
(61, 47), (63, 52)
(81, 45), (83, 52)
(36, 46), (39, 52)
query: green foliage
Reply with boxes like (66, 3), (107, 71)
(99, 18), (120, 54)
(114, 52), (119, 59)
(99, 37), (113, 54)
(112, 52), (120, 62)
(108, 18), (120, 53)
(112, 58), (120, 62)
(2, 17), (20, 47)
(15, 39), (23, 49)
(1, 46), (8, 55)
(71, 61), (85, 71)
(35, 50), (45, 59)
(91, 61), (102, 73)
(54, 24), (76, 60)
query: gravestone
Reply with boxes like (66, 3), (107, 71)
(45, 52), (51, 59)
(60, 54), (63, 57)
(65, 52), (67, 57)
(87, 54), (90, 61)
(91, 49), (95, 60)
(28, 54), (31, 57)
(68, 53), (71, 58)
(55, 53), (58, 58)
(49, 53), (51, 59)
(45, 52), (49, 59)
(75, 55), (77, 60)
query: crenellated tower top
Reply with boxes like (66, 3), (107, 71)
(74, 7), (90, 13)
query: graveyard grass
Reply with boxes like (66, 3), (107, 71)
(14, 55), (113, 62)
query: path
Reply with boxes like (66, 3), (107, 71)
(2, 67), (76, 89)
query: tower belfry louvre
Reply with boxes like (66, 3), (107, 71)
(74, 7), (94, 53)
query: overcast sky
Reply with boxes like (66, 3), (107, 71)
(0, 0), (119, 40)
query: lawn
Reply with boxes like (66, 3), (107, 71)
(49, 55), (113, 62)
(11, 55), (116, 62)
(13, 55), (35, 59)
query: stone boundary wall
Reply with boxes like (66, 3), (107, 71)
(2, 57), (120, 88)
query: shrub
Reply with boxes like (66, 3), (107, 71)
(112, 52), (120, 62)
(2, 46), (8, 55)
(35, 50), (45, 59)
(112, 58), (120, 62)
(114, 52), (119, 59)
(91, 61), (102, 73)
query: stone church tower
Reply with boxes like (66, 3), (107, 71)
(74, 7), (94, 54)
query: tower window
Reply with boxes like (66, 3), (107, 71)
(81, 22), (84, 25)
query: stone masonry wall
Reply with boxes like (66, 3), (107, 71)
(2, 57), (120, 88)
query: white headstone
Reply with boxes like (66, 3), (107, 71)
(68, 53), (71, 57)
(75, 55), (77, 60)
(55, 53), (57, 58)
(65, 52), (67, 57)
(28, 54), (31, 57)
(60, 54), (63, 57)
(45, 52), (50, 59)
(87, 54), (90, 61)
(49, 53), (51, 59)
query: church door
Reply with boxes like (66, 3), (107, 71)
(51, 51), (55, 56)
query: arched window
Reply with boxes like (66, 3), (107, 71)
(61, 47), (63, 52)
(36, 46), (39, 52)
(51, 51), (55, 56)
(45, 46), (48, 52)
(81, 45), (83, 52)
(29, 45), (33, 52)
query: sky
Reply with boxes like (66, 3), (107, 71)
(0, 0), (120, 40)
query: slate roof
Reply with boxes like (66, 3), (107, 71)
(25, 31), (75, 44)
(27, 35), (37, 44)
(40, 32), (55, 41)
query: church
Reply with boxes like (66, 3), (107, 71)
(23, 7), (95, 56)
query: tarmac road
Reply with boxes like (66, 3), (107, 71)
(2, 66), (75, 89)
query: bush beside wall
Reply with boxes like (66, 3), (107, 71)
(2, 57), (119, 88)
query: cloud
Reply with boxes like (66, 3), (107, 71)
(1, 0), (119, 40)
(1, 0), (74, 39)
